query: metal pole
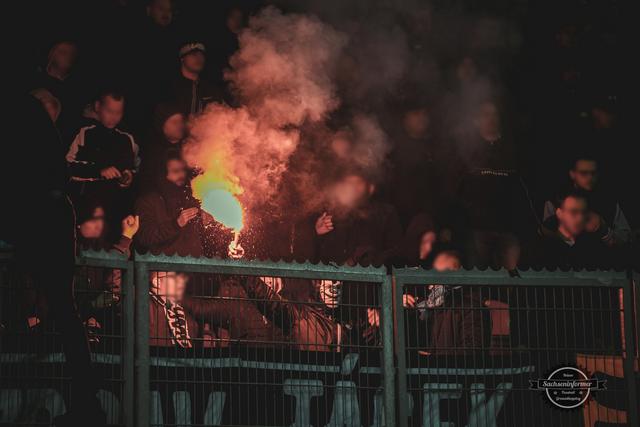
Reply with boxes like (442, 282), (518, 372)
(122, 261), (135, 427)
(393, 275), (408, 427)
(380, 275), (396, 427)
(623, 273), (639, 427)
(135, 261), (150, 427)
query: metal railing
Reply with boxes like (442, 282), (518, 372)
(0, 249), (134, 426)
(133, 253), (392, 427)
(393, 267), (639, 427)
(1, 251), (638, 427)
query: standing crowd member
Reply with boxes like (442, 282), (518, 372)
(535, 190), (610, 269)
(135, 152), (209, 257)
(66, 90), (139, 235)
(170, 42), (224, 118)
(543, 155), (631, 246)
(455, 101), (533, 271)
(2, 92), (106, 425)
(138, 103), (186, 190)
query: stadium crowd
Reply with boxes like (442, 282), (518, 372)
(0, 1), (631, 423)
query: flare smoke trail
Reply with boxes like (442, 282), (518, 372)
(182, 7), (348, 228)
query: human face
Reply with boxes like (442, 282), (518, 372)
(330, 134), (351, 159)
(226, 8), (244, 34)
(433, 253), (461, 272)
(334, 175), (371, 208)
(557, 196), (588, 238)
(147, 0), (173, 27)
(50, 42), (77, 74)
(474, 102), (500, 141)
(403, 109), (430, 139)
(181, 51), (205, 74)
(419, 231), (437, 260)
(166, 159), (187, 187)
(163, 113), (185, 143)
(570, 159), (598, 191)
(156, 272), (187, 302)
(95, 96), (124, 129)
(79, 206), (105, 239)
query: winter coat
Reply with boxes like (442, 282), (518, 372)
(134, 180), (204, 257)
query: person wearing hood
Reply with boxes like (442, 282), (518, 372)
(134, 151), (210, 257)
(398, 213), (441, 268)
(139, 103), (186, 191)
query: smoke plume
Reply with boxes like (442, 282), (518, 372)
(182, 7), (348, 227)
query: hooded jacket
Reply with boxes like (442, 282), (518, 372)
(134, 179), (204, 257)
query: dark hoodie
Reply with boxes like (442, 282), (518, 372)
(456, 135), (533, 234)
(134, 178), (204, 257)
(398, 213), (438, 268)
(139, 103), (184, 190)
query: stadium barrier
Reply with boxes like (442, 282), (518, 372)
(0, 250), (638, 427)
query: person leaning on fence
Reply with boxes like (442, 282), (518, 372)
(243, 277), (346, 352)
(417, 251), (490, 355)
(148, 272), (286, 348)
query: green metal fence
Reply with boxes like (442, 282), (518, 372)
(133, 253), (393, 427)
(393, 267), (639, 427)
(1, 251), (638, 426)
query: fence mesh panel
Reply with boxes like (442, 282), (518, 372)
(145, 269), (386, 426)
(0, 257), (128, 426)
(396, 271), (637, 427)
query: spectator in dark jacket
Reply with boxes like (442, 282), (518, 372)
(542, 155), (631, 246)
(386, 106), (440, 227)
(149, 272), (285, 348)
(139, 103), (185, 190)
(2, 93), (106, 425)
(170, 42), (225, 117)
(534, 190), (611, 269)
(422, 251), (489, 354)
(135, 152), (210, 257)
(455, 100), (533, 270)
(294, 170), (403, 266)
(66, 90), (140, 229)
(31, 41), (86, 145)
(398, 213), (440, 268)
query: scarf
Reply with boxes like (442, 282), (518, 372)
(150, 291), (192, 348)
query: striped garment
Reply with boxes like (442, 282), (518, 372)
(149, 291), (192, 348)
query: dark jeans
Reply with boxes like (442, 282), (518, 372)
(467, 230), (520, 270)
(15, 194), (96, 409)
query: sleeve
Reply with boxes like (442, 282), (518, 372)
(66, 128), (101, 180)
(611, 204), (632, 244)
(129, 133), (141, 172)
(134, 194), (181, 250)
(542, 200), (556, 222)
(112, 236), (133, 258)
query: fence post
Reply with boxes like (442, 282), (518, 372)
(122, 261), (135, 427)
(623, 273), (639, 427)
(393, 273), (408, 427)
(135, 261), (150, 427)
(380, 275), (396, 427)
